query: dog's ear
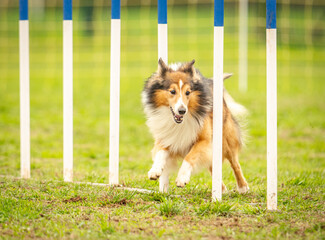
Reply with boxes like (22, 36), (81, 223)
(223, 73), (233, 81)
(179, 59), (196, 76)
(158, 58), (169, 76)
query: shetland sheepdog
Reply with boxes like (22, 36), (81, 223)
(142, 59), (249, 193)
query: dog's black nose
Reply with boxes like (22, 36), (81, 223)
(178, 108), (186, 115)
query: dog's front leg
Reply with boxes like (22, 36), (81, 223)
(148, 145), (169, 180)
(176, 140), (211, 187)
(159, 156), (177, 193)
(159, 168), (170, 193)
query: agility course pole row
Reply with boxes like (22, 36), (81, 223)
(17, 0), (277, 209)
(266, 0), (277, 211)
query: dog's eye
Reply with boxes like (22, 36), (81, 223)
(170, 90), (176, 95)
(185, 91), (191, 96)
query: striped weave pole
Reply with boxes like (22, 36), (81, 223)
(266, 0), (277, 210)
(158, 0), (167, 63)
(109, 0), (121, 186)
(212, 0), (224, 202)
(63, 0), (73, 182)
(19, 0), (30, 179)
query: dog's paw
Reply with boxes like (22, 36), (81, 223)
(159, 183), (169, 193)
(238, 185), (249, 194)
(148, 168), (163, 180)
(175, 161), (192, 187)
(175, 173), (190, 187)
(222, 184), (228, 194)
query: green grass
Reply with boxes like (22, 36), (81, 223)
(1, 4), (325, 239)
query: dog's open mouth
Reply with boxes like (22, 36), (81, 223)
(170, 107), (183, 124)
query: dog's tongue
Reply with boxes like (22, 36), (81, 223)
(176, 115), (182, 121)
(175, 115), (183, 123)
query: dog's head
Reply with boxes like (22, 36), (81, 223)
(143, 58), (206, 124)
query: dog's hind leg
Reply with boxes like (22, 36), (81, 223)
(148, 144), (169, 180)
(227, 150), (249, 193)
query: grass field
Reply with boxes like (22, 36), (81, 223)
(1, 3), (325, 239)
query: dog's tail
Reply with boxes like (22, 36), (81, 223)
(223, 73), (249, 146)
(224, 89), (248, 120)
(223, 73), (248, 120)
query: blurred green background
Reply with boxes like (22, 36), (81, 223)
(0, 0), (324, 188)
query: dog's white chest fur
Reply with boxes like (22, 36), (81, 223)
(145, 106), (201, 156)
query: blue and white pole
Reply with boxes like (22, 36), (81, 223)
(158, 0), (167, 63)
(109, 0), (121, 186)
(212, 0), (224, 202)
(19, 0), (30, 179)
(63, 0), (73, 182)
(266, 0), (277, 210)
(158, 0), (168, 193)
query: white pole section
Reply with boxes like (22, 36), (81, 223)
(158, 0), (168, 63)
(63, 0), (73, 182)
(238, 0), (248, 92)
(19, 0), (30, 179)
(109, 0), (121, 186)
(212, 0), (224, 202)
(266, 0), (277, 211)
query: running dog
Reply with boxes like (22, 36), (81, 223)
(142, 58), (249, 193)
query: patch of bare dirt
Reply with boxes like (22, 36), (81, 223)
(63, 196), (87, 203)
(98, 194), (132, 208)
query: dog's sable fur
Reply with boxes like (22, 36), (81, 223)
(142, 59), (249, 193)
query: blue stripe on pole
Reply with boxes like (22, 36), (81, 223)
(266, 0), (276, 29)
(112, 0), (121, 19)
(19, 0), (28, 20)
(214, 0), (224, 27)
(158, 0), (167, 24)
(63, 0), (72, 20)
